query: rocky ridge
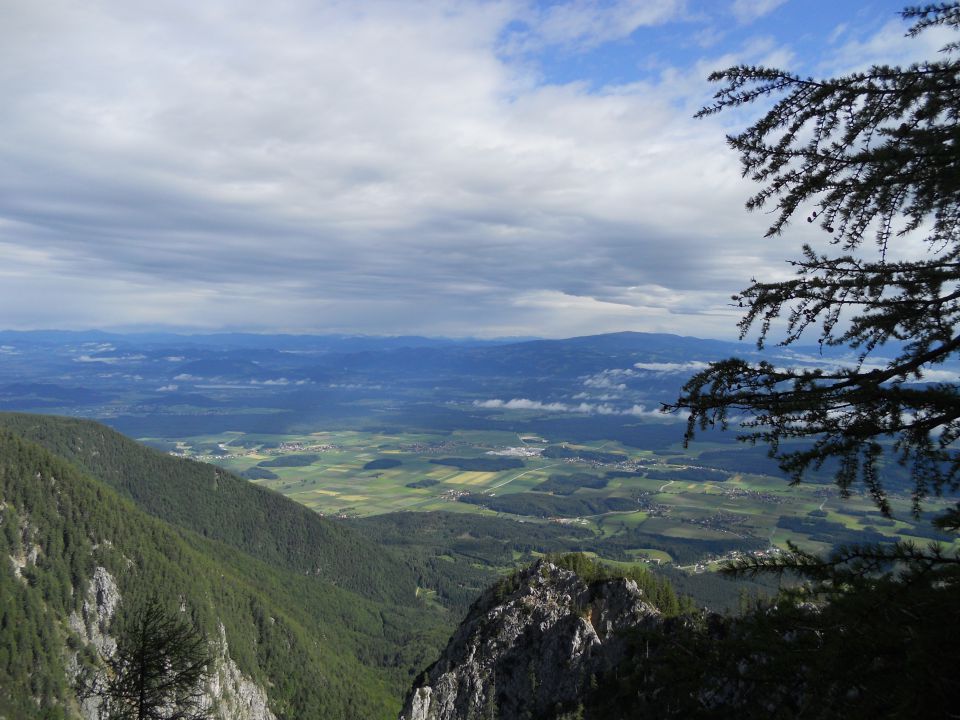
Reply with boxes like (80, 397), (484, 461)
(399, 560), (661, 720)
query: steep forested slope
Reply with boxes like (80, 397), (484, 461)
(0, 412), (419, 604)
(0, 422), (452, 719)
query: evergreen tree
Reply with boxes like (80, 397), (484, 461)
(669, 3), (960, 529)
(652, 8), (960, 715)
(81, 595), (211, 720)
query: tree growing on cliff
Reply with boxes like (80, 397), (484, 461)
(669, 3), (960, 530)
(81, 595), (211, 720)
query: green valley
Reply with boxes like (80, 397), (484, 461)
(148, 426), (958, 569)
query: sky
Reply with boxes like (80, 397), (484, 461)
(0, 0), (950, 339)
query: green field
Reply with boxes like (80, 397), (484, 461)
(151, 428), (959, 567)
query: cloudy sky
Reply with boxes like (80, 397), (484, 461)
(0, 0), (946, 338)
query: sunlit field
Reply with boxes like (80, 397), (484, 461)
(152, 427), (957, 568)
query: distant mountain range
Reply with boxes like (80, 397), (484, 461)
(0, 329), (919, 441)
(2, 329), (952, 718)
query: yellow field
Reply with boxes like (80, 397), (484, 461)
(443, 471), (498, 486)
(168, 428), (959, 562)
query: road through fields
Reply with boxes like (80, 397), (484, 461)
(486, 463), (562, 493)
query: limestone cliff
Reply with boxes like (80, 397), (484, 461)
(399, 560), (661, 720)
(399, 554), (960, 720)
(67, 567), (276, 720)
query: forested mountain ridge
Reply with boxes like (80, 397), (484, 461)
(0, 418), (455, 719)
(0, 412), (420, 604)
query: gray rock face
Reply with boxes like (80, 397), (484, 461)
(399, 561), (661, 720)
(205, 623), (277, 720)
(6, 512), (42, 581)
(67, 566), (123, 720)
(69, 566), (121, 658)
(67, 567), (276, 720)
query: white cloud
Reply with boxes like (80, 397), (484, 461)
(622, 404), (667, 417)
(633, 360), (711, 373)
(822, 16), (958, 74)
(915, 369), (960, 383)
(155, 383), (178, 392)
(572, 391), (622, 401)
(74, 353), (146, 364)
(772, 353), (960, 384)
(475, 398), (575, 412)
(0, 0), (790, 338)
(730, 0), (787, 25)
(510, 0), (684, 51)
(583, 368), (636, 391)
(0, 1), (935, 339)
(473, 397), (664, 416)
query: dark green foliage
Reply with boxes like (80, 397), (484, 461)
(350, 512), (596, 609)
(691, 448), (793, 477)
(544, 554), (694, 616)
(239, 466), (279, 480)
(0, 542), (71, 718)
(0, 413), (416, 604)
(189, 443), (227, 457)
(596, 527), (767, 567)
(0, 421), (454, 719)
(488, 566), (526, 604)
(577, 542), (959, 718)
(364, 458), (402, 470)
(405, 478), (440, 489)
(629, 8), (960, 715)
(82, 596), (211, 720)
(534, 473), (608, 496)
(895, 522), (954, 541)
(459, 492), (637, 518)
(656, 564), (778, 615)
(776, 515), (890, 545)
(257, 453), (319, 467)
(139, 440), (179, 453)
(669, 4), (960, 522)
(429, 457), (524, 472)
(642, 467), (730, 483)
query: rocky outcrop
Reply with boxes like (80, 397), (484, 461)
(67, 566), (122, 720)
(399, 561), (661, 720)
(6, 510), (42, 582)
(205, 624), (277, 720)
(67, 567), (276, 720)
(69, 566), (121, 658)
